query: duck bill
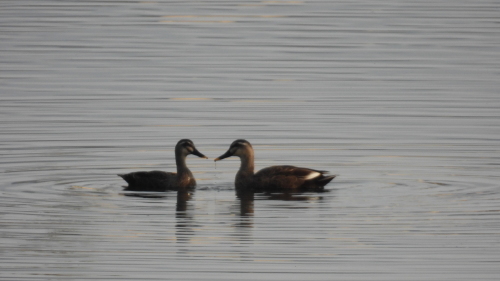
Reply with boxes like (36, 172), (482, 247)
(191, 148), (208, 159)
(214, 149), (233, 161)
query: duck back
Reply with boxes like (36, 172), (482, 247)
(253, 165), (335, 191)
(119, 171), (176, 191)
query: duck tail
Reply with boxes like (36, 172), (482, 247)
(317, 175), (336, 186)
(118, 173), (133, 184)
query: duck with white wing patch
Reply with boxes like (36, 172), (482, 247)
(215, 139), (336, 192)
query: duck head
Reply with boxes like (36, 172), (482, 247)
(214, 139), (253, 161)
(176, 139), (208, 158)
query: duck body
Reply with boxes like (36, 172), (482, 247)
(119, 139), (206, 191)
(251, 165), (335, 191)
(119, 170), (195, 192)
(216, 139), (335, 192)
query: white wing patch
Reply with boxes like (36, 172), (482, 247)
(304, 171), (321, 180)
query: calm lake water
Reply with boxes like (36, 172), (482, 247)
(1, 0), (499, 280)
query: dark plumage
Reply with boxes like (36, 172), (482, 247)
(214, 139), (335, 191)
(118, 139), (207, 191)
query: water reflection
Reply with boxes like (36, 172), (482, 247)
(235, 187), (328, 218)
(175, 190), (195, 247)
(263, 190), (327, 202)
(121, 192), (169, 199)
(121, 189), (195, 244)
(175, 189), (192, 212)
(236, 188), (254, 217)
(121, 188), (194, 208)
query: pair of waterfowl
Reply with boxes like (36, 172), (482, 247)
(119, 139), (336, 192)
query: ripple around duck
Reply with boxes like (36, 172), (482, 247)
(1, 160), (499, 280)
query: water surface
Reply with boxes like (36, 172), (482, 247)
(1, 1), (499, 280)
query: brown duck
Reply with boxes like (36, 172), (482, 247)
(215, 139), (335, 191)
(119, 139), (207, 191)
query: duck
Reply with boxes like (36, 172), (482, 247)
(214, 139), (335, 191)
(119, 139), (207, 191)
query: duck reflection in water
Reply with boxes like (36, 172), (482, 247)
(122, 188), (195, 246)
(236, 188), (328, 214)
(175, 189), (195, 246)
(175, 189), (192, 212)
(235, 184), (330, 219)
(121, 189), (193, 209)
(236, 188), (254, 217)
(234, 187), (328, 231)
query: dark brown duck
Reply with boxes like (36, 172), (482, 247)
(118, 139), (207, 191)
(215, 139), (335, 191)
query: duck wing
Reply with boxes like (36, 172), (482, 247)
(119, 170), (175, 191)
(254, 165), (334, 191)
(255, 165), (327, 179)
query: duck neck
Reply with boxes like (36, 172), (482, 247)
(238, 153), (255, 176)
(175, 152), (190, 176)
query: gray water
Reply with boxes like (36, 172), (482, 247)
(1, 1), (499, 280)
